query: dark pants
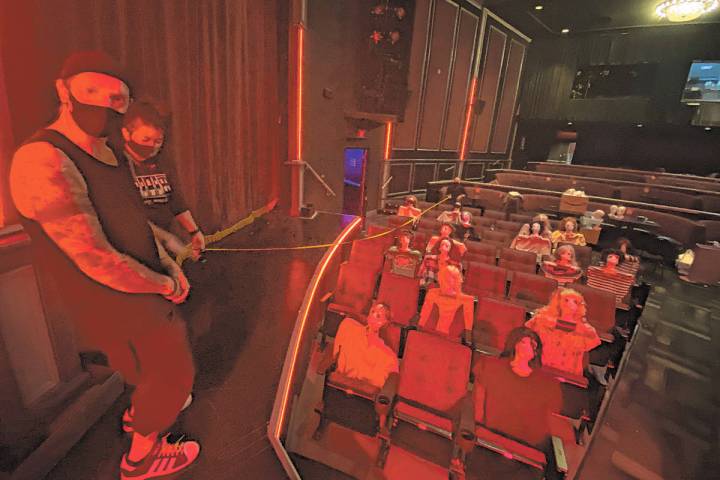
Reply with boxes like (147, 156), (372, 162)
(76, 294), (195, 436)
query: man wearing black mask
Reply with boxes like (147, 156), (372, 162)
(9, 51), (199, 479)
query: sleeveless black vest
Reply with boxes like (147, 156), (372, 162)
(17, 130), (170, 331)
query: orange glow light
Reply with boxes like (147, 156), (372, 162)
(383, 121), (393, 160)
(274, 216), (362, 437)
(297, 25), (304, 161)
(459, 77), (478, 160)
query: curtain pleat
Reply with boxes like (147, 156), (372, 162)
(1, 0), (283, 231)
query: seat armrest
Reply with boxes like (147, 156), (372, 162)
(320, 291), (334, 303)
(375, 372), (399, 416)
(455, 390), (476, 455)
(551, 436), (568, 475)
(316, 346), (336, 375)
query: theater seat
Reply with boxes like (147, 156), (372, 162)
(321, 261), (378, 339)
(417, 217), (439, 232)
(481, 228), (512, 247)
(349, 239), (386, 276)
(494, 220), (522, 233)
(411, 231), (428, 251)
(313, 351), (399, 440)
(484, 209), (506, 220)
(379, 330), (472, 472)
(499, 247), (538, 274)
(473, 297), (526, 355)
(510, 213), (533, 224)
(568, 283), (616, 341)
(466, 240), (498, 264)
(376, 272), (421, 354)
(465, 262), (507, 299)
(508, 273), (558, 311)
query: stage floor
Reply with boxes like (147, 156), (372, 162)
(47, 211), (353, 480)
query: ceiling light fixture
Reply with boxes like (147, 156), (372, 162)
(535, 5), (544, 10)
(656, 0), (719, 22)
(561, 28), (570, 33)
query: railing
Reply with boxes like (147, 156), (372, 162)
(267, 216), (363, 479)
(385, 158), (511, 197)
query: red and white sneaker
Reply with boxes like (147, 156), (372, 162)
(120, 435), (200, 479)
(123, 394), (193, 434)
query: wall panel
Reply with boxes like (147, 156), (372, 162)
(491, 39), (525, 154)
(417, 0), (458, 150)
(469, 26), (506, 153)
(441, 9), (479, 151)
(394, 0), (432, 149)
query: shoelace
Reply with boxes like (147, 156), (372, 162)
(158, 435), (185, 458)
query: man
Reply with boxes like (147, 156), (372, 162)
(9, 52), (199, 479)
(119, 100), (205, 260)
(445, 176), (466, 203)
(333, 303), (399, 389)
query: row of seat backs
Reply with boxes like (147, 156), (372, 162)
(493, 191), (706, 247)
(533, 162), (720, 193)
(396, 330), (575, 464)
(495, 171), (620, 199)
(497, 170), (720, 213)
(463, 261), (616, 334)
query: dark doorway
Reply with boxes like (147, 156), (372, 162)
(342, 147), (368, 216)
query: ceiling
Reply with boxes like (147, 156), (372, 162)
(484, 0), (720, 38)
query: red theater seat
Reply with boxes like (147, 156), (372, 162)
(508, 272), (558, 311)
(499, 247), (537, 274)
(417, 218), (438, 232)
(377, 273), (420, 328)
(473, 216), (497, 229)
(469, 357), (575, 476)
(465, 262), (507, 299)
(411, 231), (428, 251)
(510, 213), (533, 224)
(349, 239), (386, 276)
(494, 220), (522, 233)
(380, 331), (472, 470)
(483, 209), (506, 220)
(568, 283), (617, 341)
(473, 297), (526, 355)
(321, 261), (378, 339)
(481, 229), (512, 247)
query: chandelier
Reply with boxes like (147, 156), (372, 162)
(656, 0), (719, 22)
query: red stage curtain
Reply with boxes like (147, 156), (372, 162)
(1, 0), (284, 231)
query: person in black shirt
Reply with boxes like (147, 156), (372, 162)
(446, 176), (467, 203)
(10, 52), (199, 479)
(120, 100), (206, 261)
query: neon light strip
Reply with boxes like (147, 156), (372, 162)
(270, 216), (362, 439)
(297, 25), (304, 161)
(459, 77), (478, 160)
(384, 121), (393, 160)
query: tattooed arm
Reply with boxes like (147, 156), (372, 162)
(10, 142), (176, 296)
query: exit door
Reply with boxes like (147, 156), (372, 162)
(342, 148), (368, 216)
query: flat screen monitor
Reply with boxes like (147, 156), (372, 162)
(681, 61), (720, 103)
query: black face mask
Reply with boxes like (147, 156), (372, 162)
(68, 91), (123, 138)
(127, 140), (160, 161)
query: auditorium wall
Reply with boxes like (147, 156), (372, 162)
(517, 24), (720, 175)
(302, 0), (392, 213)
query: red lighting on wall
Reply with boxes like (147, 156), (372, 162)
(459, 77), (478, 161)
(384, 121), (393, 160)
(296, 25), (304, 161)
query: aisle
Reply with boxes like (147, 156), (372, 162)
(48, 212), (349, 480)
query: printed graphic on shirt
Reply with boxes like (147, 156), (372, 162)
(134, 173), (172, 205)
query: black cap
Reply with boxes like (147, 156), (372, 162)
(59, 51), (129, 86)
